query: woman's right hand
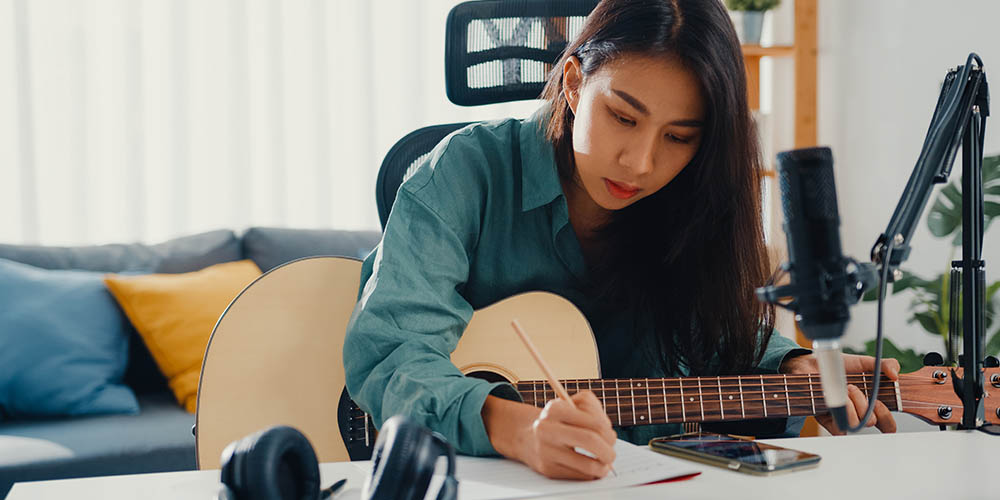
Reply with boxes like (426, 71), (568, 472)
(482, 391), (617, 480)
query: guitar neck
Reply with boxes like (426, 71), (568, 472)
(515, 373), (901, 427)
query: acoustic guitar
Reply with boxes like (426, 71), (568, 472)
(195, 257), (999, 467)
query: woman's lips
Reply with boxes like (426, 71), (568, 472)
(604, 178), (640, 199)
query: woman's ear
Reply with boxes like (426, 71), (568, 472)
(562, 56), (583, 115)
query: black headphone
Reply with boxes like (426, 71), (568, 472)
(363, 415), (458, 500)
(218, 416), (458, 500)
(218, 425), (335, 500)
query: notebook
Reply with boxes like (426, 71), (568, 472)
(351, 439), (701, 500)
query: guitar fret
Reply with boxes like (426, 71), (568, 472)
(718, 377), (725, 420)
(861, 373), (869, 398)
(615, 379), (622, 426)
(738, 376), (745, 418)
(760, 375), (767, 418)
(602, 380), (608, 416)
(645, 378), (652, 423)
(697, 377), (705, 420)
(783, 374), (791, 415)
(662, 378), (669, 423)
(808, 374), (816, 415)
(630, 380), (637, 425)
(679, 378), (687, 421)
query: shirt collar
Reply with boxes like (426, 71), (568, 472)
(519, 105), (565, 212)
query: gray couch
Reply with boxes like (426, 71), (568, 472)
(0, 227), (381, 496)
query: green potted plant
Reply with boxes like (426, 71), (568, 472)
(848, 154), (1000, 372)
(725, 0), (781, 45)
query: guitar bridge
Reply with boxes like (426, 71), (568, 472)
(337, 388), (377, 460)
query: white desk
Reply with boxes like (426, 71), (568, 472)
(7, 431), (996, 500)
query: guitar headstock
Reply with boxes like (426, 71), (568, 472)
(898, 366), (1000, 426)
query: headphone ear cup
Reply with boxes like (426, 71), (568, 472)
(366, 416), (434, 500)
(220, 426), (321, 500)
(219, 439), (241, 494)
(220, 430), (258, 498)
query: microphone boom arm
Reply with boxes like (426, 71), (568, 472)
(870, 53), (990, 430)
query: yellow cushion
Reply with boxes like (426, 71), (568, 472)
(104, 260), (262, 412)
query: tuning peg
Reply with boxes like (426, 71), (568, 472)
(984, 356), (999, 368)
(923, 352), (945, 367)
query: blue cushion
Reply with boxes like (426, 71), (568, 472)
(0, 259), (139, 419)
(0, 230), (242, 397)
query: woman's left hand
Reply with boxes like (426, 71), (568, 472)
(780, 353), (900, 435)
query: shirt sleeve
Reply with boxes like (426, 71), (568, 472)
(755, 330), (811, 374)
(343, 134), (518, 457)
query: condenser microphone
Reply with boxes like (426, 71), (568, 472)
(767, 146), (852, 432)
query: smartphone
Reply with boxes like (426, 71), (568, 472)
(648, 432), (820, 476)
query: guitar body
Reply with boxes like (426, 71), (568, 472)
(454, 291), (601, 383)
(195, 257), (364, 469)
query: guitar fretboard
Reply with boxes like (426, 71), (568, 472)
(515, 373), (901, 427)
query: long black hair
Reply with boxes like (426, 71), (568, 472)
(540, 0), (775, 375)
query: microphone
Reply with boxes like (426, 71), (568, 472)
(758, 146), (858, 432)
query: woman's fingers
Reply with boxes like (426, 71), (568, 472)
(527, 390), (618, 480)
(545, 422), (616, 465)
(545, 392), (615, 441)
(840, 384), (863, 431)
(539, 446), (611, 480)
(847, 384), (876, 428)
(873, 399), (897, 433)
(843, 354), (901, 380)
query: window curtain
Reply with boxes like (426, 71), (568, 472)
(0, 0), (539, 245)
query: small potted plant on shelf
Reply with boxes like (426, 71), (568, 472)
(725, 0), (781, 45)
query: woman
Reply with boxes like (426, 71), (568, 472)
(344, 0), (898, 480)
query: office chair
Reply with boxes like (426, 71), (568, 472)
(375, 0), (600, 229)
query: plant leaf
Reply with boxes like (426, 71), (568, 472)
(926, 154), (1000, 246)
(911, 310), (945, 336)
(927, 183), (963, 239)
(985, 201), (1000, 217)
(987, 329), (1000, 357)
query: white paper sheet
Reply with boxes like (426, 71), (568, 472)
(351, 439), (701, 500)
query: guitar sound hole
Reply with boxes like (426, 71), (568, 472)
(466, 371), (513, 384)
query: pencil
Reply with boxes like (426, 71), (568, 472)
(510, 319), (618, 477)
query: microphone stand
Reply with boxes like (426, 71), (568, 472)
(871, 53), (992, 431)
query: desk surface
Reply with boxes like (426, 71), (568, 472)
(7, 430), (996, 500)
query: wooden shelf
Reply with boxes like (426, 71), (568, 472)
(736, 1), (820, 436)
(741, 45), (795, 58)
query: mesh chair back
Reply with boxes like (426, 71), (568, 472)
(376, 0), (599, 230)
(376, 123), (472, 228)
(445, 0), (599, 106)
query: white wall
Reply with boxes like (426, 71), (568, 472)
(816, 0), (1000, 356)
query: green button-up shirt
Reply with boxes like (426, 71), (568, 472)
(344, 107), (808, 456)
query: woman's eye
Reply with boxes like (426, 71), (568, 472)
(613, 112), (635, 126)
(666, 134), (691, 144)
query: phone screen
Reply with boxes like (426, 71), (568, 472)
(649, 434), (820, 474)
